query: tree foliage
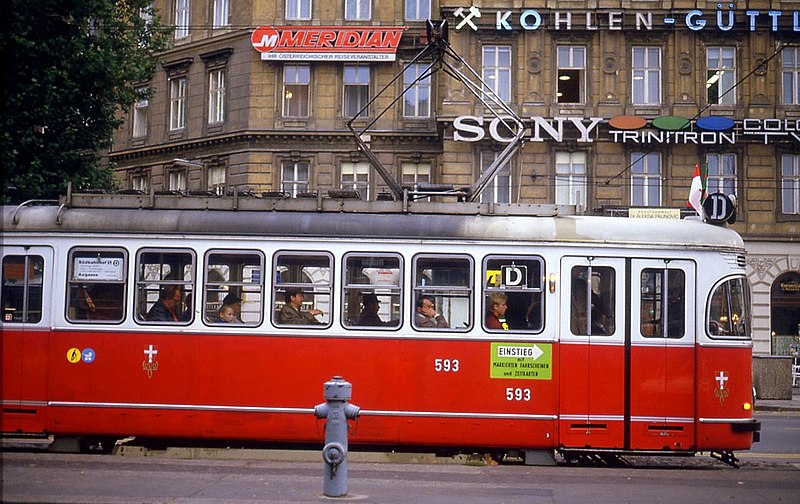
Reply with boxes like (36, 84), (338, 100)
(2, 0), (171, 202)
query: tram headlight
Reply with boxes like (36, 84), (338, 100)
(548, 273), (557, 293)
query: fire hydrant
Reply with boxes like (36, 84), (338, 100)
(314, 376), (360, 497)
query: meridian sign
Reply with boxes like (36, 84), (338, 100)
(251, 25), (406, 61)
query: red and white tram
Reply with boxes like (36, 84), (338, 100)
(1, 192), (759, 465)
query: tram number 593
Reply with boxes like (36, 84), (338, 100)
(506, 388), (531, 401)
(434, 358), (460, 372)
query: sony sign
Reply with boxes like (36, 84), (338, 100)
(453, 116), (603, 143)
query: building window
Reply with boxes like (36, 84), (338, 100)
(207, 165), (226, 195)
(343, 64), (369, 118)
(706, 153), (737, 197)
(405, 0), (430, 20)
(631, 152), (660, 206)
(555, 151), (587, 207)
(174, 0), (190, 39)
(132, 173), (149, 192)
(345, 0), (370, 20)
(132, 89), (149, 138)
(632, 46), (661, 105)
(782, 154), (800, 214)
(403, 63), (431, 118)
(707, 46), (736, 105)
(479, 151), (511, 204)
(401, 162), (431, 187)
(557, 46), (585, 104)
(341, 161), (370, 200)
(482, 45), (511, 103)
(782, 47), (800, 105)
(282, 161), (310, 196)
(283, 64), (310, 118)
(212, 0), (229, 28)
(169, 76), (187, 130)
(286, 0), (311, 20)
(169, 170), (187, 192)
(208, 69), (225, 124)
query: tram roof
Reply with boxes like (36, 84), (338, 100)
(2, 193), (744, 251)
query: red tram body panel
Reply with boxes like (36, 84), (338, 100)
(1, 195), (759, 462)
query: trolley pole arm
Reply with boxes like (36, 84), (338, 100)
(347, 19), (526, 202)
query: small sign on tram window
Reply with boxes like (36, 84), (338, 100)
(73, 257), (124, 282)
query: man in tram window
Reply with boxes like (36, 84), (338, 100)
(146, 285), (185, 322)
(485, 291), (509, 330)
(280, 287), (323, 325)
(414, 295), (449, 328)
(357, 293), (388, 326)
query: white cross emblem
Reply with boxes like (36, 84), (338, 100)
(715, 371), (728, 390)
(144, 344), (158, 363)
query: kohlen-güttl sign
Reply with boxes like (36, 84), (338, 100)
(251, 25), (406, 61)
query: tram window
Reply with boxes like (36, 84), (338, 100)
(570, 266), (615, 336)
(483, 256), (544, 332)
(1, 255), (44, 323)
(273, 252), (332, 328)
(708, 277), (751, 339)
(66, 248), (127, 323)
(204, 251), (264, 326)
(412, 255), (473, 331)
(135, 249), (195, 324)
(640, 269), (686, 338)
(342, 253), (402, 330)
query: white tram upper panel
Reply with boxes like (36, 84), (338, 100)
(3, 193), (744, 252)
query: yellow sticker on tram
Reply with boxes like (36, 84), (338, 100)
(490, 342), (552, 380)
(67, 347), (82, 364)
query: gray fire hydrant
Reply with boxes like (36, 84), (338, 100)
(314, 376), (360, 497)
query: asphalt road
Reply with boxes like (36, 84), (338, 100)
(3, 448), (799, 504)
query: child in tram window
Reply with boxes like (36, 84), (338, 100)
(217, 304), (239, 323)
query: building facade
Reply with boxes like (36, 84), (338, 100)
(111, 0), (799, 355)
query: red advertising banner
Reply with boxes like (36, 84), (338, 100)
(251, 25), (407, 61)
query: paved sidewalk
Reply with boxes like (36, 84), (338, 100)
(755, 386), (800, 412)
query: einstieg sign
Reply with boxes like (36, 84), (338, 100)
(251, 25), (407, 61)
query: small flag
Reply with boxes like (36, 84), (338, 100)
(688, 164), (703, 216)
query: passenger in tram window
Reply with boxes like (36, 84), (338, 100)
(217, 304), (240, 323)
(146, 285), (185, 322)
(414, 295), (449, 328)
(75, 284), (97, 319)
(280, 287), (323, 325)
(485, 292), (509, 330)
(357, 293), (387, 326)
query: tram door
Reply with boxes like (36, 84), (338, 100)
(559, 257), (626, 449)
(629, 259), (696, 451)
(1, 246), (52, 433)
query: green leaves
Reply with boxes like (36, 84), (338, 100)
(2, 0), (171, 202)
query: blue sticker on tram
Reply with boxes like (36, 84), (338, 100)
(81, 348), (96, 363)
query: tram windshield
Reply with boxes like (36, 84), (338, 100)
(708, 276), (751, 339)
